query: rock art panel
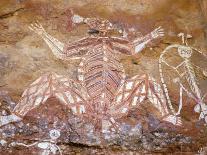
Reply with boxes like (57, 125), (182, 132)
(0, 0), (207, 154)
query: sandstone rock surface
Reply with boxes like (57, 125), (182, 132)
(0, 0), (207, 154)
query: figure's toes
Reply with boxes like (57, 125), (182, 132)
(34, 23), (40, 28)
(0, 114), (22, 127)
(36, 20), (42, 27)
(28, 26), (34, 31)
(158, 28), (164, 32)
(176, 120), (182, 126)
(30, 24), (35, 28)
(0, 116), (11, 127)
(159, 33), (165, 37)
(159, 31), (165, 34)
(204, 115), (207, 124)
(155, 26), (162, 30)
(175, 117), (182, 126)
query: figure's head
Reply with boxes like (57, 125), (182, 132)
(178, 46), (192, 59)
(49, 129), (61, 140)
(72, 14), (123, 36)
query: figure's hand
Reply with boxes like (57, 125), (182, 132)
(163, 114), (182, 126)
(72, 14), (84, 24)
(173, 77), (180, 83)
(203, 70), (207, 77)
(28, 21), (46, 36)
(151, 26), (165, 39)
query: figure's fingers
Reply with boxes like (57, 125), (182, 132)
(157, 31), (164, 34)
(158, 28), (164, 32)
(39, 24), (44, 29)
(158, 26), (162, 29)
(36, 20), (43, 27)
(30, 24), (35, 28)
(159, 32), (165, 36)
(35, 21), (41, 28)
(30, 25), (38, 31)
(29, 24), (40, 33)
(203, 70), (207, 77)
(36, 20), (41, 25)
(34, 23), (40, 28)
(159, 30), (165, 33)
(155, 26), (162, 31)
(158, 30), (165, 33)
(160, 34), (165, 37)
(28, 26), (34, 31)
(29, 24), (37, 31)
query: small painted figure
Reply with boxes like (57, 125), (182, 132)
(11, 129), (62, 155)
(159, 32), (207, 124)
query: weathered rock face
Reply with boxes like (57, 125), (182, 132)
(0, 0), (207, 154)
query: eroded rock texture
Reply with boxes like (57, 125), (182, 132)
(0, 0), (207, 154)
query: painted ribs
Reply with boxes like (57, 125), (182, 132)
(79, 43), (125, 110)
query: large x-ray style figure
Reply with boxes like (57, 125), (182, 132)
(159, 33), (207, 124)
(0, 14), (181, 132)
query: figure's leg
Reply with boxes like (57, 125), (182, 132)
(201, 93), (207, 123)
(0, 73), (52, 126)
(147, 77), (181, 125)
(109, 74), (148, 117)
(177, 81), (207, 123)
(13, 73), (52, 117)
(175, 84), (183, 116)
(109, 74), (181, 126)
(53, 74), (90, 115)
(103, 74), (148, 132)
(0, 72), (89, 126)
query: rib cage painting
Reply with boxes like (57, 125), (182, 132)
(1, 0), (207, 154)
(0, 13), (181, 130)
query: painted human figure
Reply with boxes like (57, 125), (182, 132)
(11, 129), (62, 155)
(159, 33), (207, 124)
(0, 14), (181, 130)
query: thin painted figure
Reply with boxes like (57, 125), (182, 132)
(0, 14), (181, 131)
(159, 33), (207, 124)
(11, 129), (62, 155)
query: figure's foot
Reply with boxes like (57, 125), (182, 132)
(0, 114), (22, 127)
(102, 117), (120, 134)
(205, 116), (207, 124)
(194, 104), (207, 123)
(199, 112), (207, 124)
(163, 114), (182, 126)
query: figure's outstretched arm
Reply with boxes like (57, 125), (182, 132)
(29, 21), (92, 60)
(131, 26), (164, 54)
(29, 21), (68, 60)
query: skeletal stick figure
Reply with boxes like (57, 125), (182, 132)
(159, 33), (207, 124)
(11, 129), (62, 155)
